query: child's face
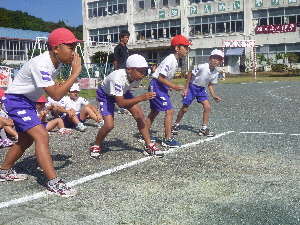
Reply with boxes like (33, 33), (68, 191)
(127, 67), (147, 81)
(176, 45), (190, 57)
(55, 43), (77, 64)
(69, 91), (79, 100)
(209, 55), (223, 67)
(36, 102), (46, 110)
(120, 36), (130, 45)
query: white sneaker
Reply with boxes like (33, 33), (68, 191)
(76, 122), (87, 132)
(45, 178), (78, 197)
(0, 169), (28, 181)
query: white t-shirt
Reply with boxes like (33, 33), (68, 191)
(191, 63), (219, 87)
(60, 96), (89, 114)
(101, 69), (141, 96)
(5, 51), (62, 102)
(45, 96), (60, 107)
(152, 54), (178, 81)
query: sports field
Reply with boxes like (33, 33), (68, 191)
(1, 81), (300, 224)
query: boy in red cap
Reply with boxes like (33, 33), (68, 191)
(145, 35), (191, 148)
(172, 49), (223, 137)
(0, 28), (81, 197)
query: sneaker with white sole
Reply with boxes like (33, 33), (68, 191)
(90, 145), (101, 159)
(144, 142), (164, 158)
(57, 128), (73, 135)
(162, 136), (181, 148)
(45, 178), (78, 197)
(76, 122), (87, 132)
(0, 169), (28, 181)
(199, 128), (215, 137)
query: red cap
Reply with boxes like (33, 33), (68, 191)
(171, 35), (192, 46)
(48, 28), (82, 48)
(36, 95), (48, 103)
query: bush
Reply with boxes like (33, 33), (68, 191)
(271, 64), (288, 72)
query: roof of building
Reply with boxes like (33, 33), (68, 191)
(0, 27), (50, 41)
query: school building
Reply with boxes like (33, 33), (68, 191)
(82, 0), (300, 74)
(0, 27), (49, 65)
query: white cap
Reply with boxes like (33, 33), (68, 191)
(126, 54), (148, 68)
(210, 49), (224, 58)
(70, 83), (80, 92)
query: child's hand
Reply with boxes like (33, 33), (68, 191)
(174, 84), (184, 92)
(181, 89), (188, 98)
(71, 52), (82, 77)
(213, 96), (221, 102)
(142, 92), (156, 101)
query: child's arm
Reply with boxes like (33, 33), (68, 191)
(157, 74), (183, 92)
(182, 72), (193, 97)
(58, 106), (77, 118)
(115, 92), (156, 109)
(208, 83), (221, 102)
(44, 52), (82, 101)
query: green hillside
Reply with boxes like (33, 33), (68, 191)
(0, 7), (83, 39)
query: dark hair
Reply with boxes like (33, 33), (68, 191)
(119, 30), (130, 39)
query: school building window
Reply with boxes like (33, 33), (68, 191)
(189, 0), (214, 4)
(189, 12), (243, 36)
(135, 19), (181, 40)
(136, 0), (180, 11)
(253, 6), (300, 26)
(89, 26), (128, 44)
(88, 0), (127, 18)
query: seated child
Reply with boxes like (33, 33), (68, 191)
(58, 83), (103, 131)
(46, 95), (62, 118)
(36, 95), (72, 135)
(0, 120), (14, 148)
(0, 99), (18, 140)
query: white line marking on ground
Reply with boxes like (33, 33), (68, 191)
(0, 131), (232, 209)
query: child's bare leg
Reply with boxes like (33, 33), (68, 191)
(200, 100), (211, 125)
(46, 118), (64, 131)
(164, 109), (174, 139)
(80, 106), (97, 122)
(93, 115), (114, 146)
(68, 115), (80, 125)
(1, 132), (34, 169)
(175, 104), (189, 124)
(145, 109), (159, 132)
(128, 105), (151, 146)
(27, 125), (57, 180)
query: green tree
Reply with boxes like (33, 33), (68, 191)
(286, 53), (299, 68)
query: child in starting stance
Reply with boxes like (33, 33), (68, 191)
(145, 35), (191, 148)
(90, 54), (164, 159)
(0, 28), (81, 197)
(172, 49), (223, 137)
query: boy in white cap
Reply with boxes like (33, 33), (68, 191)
(145, 35), (191, 148)
(172, 49), (223, 137)
(90, 54), (164, 159)
(0, 28), (81, 197)
(58, 83), (103, 131)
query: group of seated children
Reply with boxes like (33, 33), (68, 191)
(0, 83), (103, 146)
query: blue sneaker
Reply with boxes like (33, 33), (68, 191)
(162, 136), (181, 148)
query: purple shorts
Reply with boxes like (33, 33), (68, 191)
(2, 94), (42, 132)
(182, 83), (209, 105)
(148, 78), (173, 112)
(96, 86), (134, 116)
(62, 113), (84, 128)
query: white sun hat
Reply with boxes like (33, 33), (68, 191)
(126, 54), (148, 68)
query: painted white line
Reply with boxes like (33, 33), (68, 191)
(240, 132), (268, 134)
(290, 134), (300, 136)
(0, 131), (232, 209)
